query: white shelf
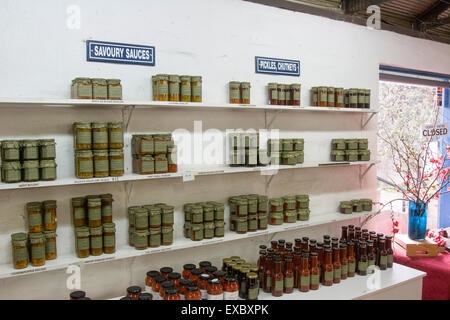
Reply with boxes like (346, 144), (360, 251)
(0, 210), (375, 280)
(0, 161), (377, 191)
(0, 98), (377, 113)
(258, 263), (426, 300)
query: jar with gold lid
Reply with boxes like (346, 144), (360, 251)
(108, 122), (124, 149)
(93, 150), (109, 177)
(90, 226), (103, 256)
(75, 150), (94, 179)
(91, 122), (108, 150)
(11, 233), (29, 269)
(30, 232), (45, 266)
(73, 122), (92, 150)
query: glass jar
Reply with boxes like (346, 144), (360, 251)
(191, 76), (202, 102)
(134, 208), (149, 231)
(138, 293), (153, 300)
(134, 230), (149, 250)
(26, 201), (43, 233)
(364, 89), (371, 108)
(318, 86), (327, 107)
(1, 140), (20, 161)
(75, 226), (90, 258)
(43, 230), (57, 260)
(180, 75), (191, 102)
(268, 83), (278, 105)
(145, 270), (160, 293)
(349, 89), (358, 108)
(100, 193), (113, 224)
(103, 222), (116, 254)
(154, 154), (168, 173)
(147, 206), (161, 228)
(326, 87), (335, 107)
(73, 122), (92, 150)
(161, 205), (174, 226)
(92, 78), (108, 99)
(72, 197), (86, 227)
(247, 272), (259, 300)
(149, 227), (161, 248)
(290, 84), (301, 106)
(21, 140), (39, 160)
(169, 74), (180, 101)
(75, 150), (94, 179)
(87, 197), (102, 227)
(89, 226), (103, 256)
(189, 268), (202, 285)
(93, 150), (109, 177)
(198, 274), (211, 300)
(72, 78), (92, 99)
(126, 286), (142, 300)
(160, 281), (174, 300)
(39, 160), (57, 181)
(240, 82), (251, 104)
(43, 200), (57, 231)
(92, 122), (108, 150)
(222, 276), (239, 300)
(109, 149), (124, 176)
(22, 160), (40, 182)
(183, 264), (196, 279)
(185, 285), (202, 300)
(11, 233), (29, 269)
(164, 287), (180, 300)
(335, 88), (344, 108)
(108, 122), (124, 149)
(151, 275), (166, 300)
(30, 232), (45, 266)
(168, 272), (181, 288)
(1, 161), (21, 183)
(311, 87), (318, 106)
(161, 225), (173, 245)
(106, 79), (122, 100)
(207, 278), (223, 300)
(229, 81), (241, 104)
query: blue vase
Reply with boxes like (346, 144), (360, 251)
(408, 201), (428, 241)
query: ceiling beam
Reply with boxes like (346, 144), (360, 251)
(421, 16), (450, 31)
(343, 0), (393, 14)
(414, 0), (450, 31)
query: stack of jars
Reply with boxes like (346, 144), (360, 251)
(131, 133), (177, 174)
(0, 139), (57, 183)
(267, 83), (301, 106)
(73, 122), (124, 179)
(221, 257), (259, 300)
(72, 194), (116, 258)
(228, 194), (268, 234)
(268, 195), (310, 226)
(268, 138), (304, 165)
(339, 198), (373, 214)
(152, 74), (202, 102)
(331, 138), (370, 162)
(311, 87), (370, 109)
(184, 201), (225, 241)
(71, 78), (122, 100)
(229, 132), (272, 167)
(128, 203), (174, 249)
(257, 226), (393, 297)
(11, 200), (58, 269)
(228, 81), (251, 104)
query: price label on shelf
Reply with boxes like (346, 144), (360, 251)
(183, 172), (195, 182)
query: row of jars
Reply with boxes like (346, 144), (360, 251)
(71, 194), (114, 228)
(331, 149), (371, 162)
(152, 74), (202, 102)
(311, 87), (371, 108)
(184, 202), (225, 241)
(269, 196), (310, 225)
(11, 231), (57, 269)
(131, 134), (174, 155)
(332, 138), (368, 151)
(73, 122), (124, 150)
(229, 132), (259, 150)
(1, 159), (57, 183)
(71, 78), (122, 100)
(267, 83), (301, 106)
(1, 139), (56, 161)
(268, 138), (304, 152)
(26, 200), (57, 233)
(128, 204), (174, 249)
(229, 195), (267, 234)
(75, 149), (124, 179)
(229, 81), (251, 104)
(331, 138), (370, 162)
(339, 199), (373, 214)
(74, 223), (116, 258)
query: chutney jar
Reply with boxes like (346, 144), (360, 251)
(235, 217), (248, 234)
(269, 198), (283, 213)
(168, 146), (177, 173)
(89, 226), (103, 256)
(148, 206), (162, 228)
(204, 222), (215, 239)
(75, 226), (90, 258)
(349, 89), (358, 108)
(311, 87), (318, 106)
(169, 75), (180, 102)
(87, 197), (102, 227)
(191, 76), (202, 102)
(1, 140), (20, 161)
(153, 134), (168, 154)
(344, 90), (349, 108)
(71, 77), (92, 99)
(156, 74), (169, 101)
(133, 230), (149, 250)
(235, 198), (248, 217)
(258, 213), (268, 230)
(211, 202), (225, 221)
(72, 197), (86, 227)
(11, 233), (29, 269)
(43, 230), (57, 260)
(318, 87), (327, 107)
(134, 208), (149, 231)
(346, 150), (359, 162)
(133, 155), (154, 174)
(92, 122), (108, 150)
(281, 152), (296, 165)
(345, 139), (358, 150)
(107, 79), (122, 100)
(21, 140), (39, 160)
(284, 210), (297, 223)
(340, 201), (352, 214)
(26, 201), (43, 233)
(154, 155), (168, 173)
(359, 150), (371, 161)
(327, 87), (335, 107)
(331, 150), (345, 162)
(180, 75), (191, 102)
(248, 214), (258, 232)
(75, 150), (94, 179)
(358, 138), (369, 150)
(268, 83), (278, 105)
(295, 195), (309, 209)
(190, 205), (204, 223)
(108, 122), (124, 149)
(351, 200), (363, 213)
(128, 206), (140, 228)
(291, 84), (301, 106)
(93, 150), (109, 177)
(161, 226), (174, 245)
(360, 199), (373, 212)
(202, 204), (215, 223)
(184, 221), (192, 239)
(293, 139), (304, 151)
(294, 151), (304, 164)
(184, 203), (194, 222)
(297, 208), (310, 221)
(30, 232), (46, 266)
(277, 84), (286, 105)
(335, 88), (344, 108)
(39, 139), (56, 160)
(162, 205), (174, 226)
(92, 78), (108, 99)
(283, 196), (296, 211)
(132, 135), (154, 154)
(214, 220), (225, 237)
(190, 223), (204, 241)
(103, 222), (116, 254)
(229, 81), (241, 104)
(240, 82), (251, 104)
(40, 160), (57, 181)
(332, 139), (346, 150)
(22, 160), (40, 182)
(357, 89), (366, 108)
(73, 122), (92, 150)
(246, 197), (258, 215)
(43, 200), (57, 231)
(1, 161), (21, 183)
(269, 211), (283, 225)
(109, 149), (124, 176)
(100, 193), (113, 224)
(149, 228), (161, 248)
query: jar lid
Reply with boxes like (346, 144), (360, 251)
(153, 275), (166, 283)
(1, 140), (20, 148)
(126, 286), (142, 294)
(165, 287), (178, 295)
(160, 267), (173, 274)
(70, 291), (86, 299)
(179, 279), (193, 287)
(29, 232), (45, 244)
(340, 201), (352, 208)
(73, 122), (91, 128)
(100, 193), (113, 199)
(91, 122), (108, 128)
(72, 78), (91, 84)
(43, 200), (57, 208)
(89, 226), (103, 236)
(240, 267), (250, 274)
(282, 196), (296, 202)
(106, 79), (121, 85)
(199, 261), (212, 268)
(229, 81), (240, 86)
(213, 270), (227, 278)
(168, 272), (181, 280)
(157, 74), (169, 80)
(190, 268), (202, 276)
(169, 74), (180, 82)
(138, 293), (153, 300)
(327, 87), (335, 91)
(295, 195), (309, 201)
(2, 161), (21, 170)
(199, 274), (211, 281)
(26, 201), (42, 210)
(11, 232), (27, 242)
(161, 281), (174, 289)
(146, 270), (160, 278)
(43, 230), (57, 238)
(38, 139), (56, 146)
(21, 140), (39, 147)
(269, 198), (283, 206)
(71, 197), (85, 206)
(247, 272), (258, 279)
(331, 150), (346, 155)
(240, 82), (251, 88)
(205, 266), (217, 273)
(187, 285), (200, 292)
(108, 122), (124, 128)
(91, 78), (107, 84)
(208, 278), (221, 285)
(76, 150), (93, 157)
(191, 76), (202, 82)
(290, 84), (301, 88)
(87, 197), (101, 205)
(180, 75), (191, 81)
(103, 222), (116, 233)
(22, 160), (39, 168)
(268, 82), (278, 87)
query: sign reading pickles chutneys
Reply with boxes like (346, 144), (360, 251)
(86, 40), (155, 66)
(255, 56), (300, 76)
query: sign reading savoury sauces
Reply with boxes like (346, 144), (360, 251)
(86, 40), (155, 66)
(255, 56), (300, 77)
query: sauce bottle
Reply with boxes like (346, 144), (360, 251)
(294, 238), (302, 248)
(340, 244), (348, 280)
(358, 242), (368, 276)
(347, 242), (356, 277)
(263, 255), (273, 293)
(271, 257), (284, 297)
(293, 251), (302, 289)
(341, 226), (348, 242)
(355, 227), (362, 239)
(270, 240), (278, 250)
(367, 240), (376, 269)
(286, 242), (293, 250)
(257, 250), (266, 288)
(322, 248), (333, 286)
(310, 252), (320, 290)
(348, 227), (355, 242)
(331, 237), (339, 249)
(316, 245), (324, 282)
(294, 246), (301, 253)
(283, 255), (294, 294)
(332, 247), (341, 284)
(379, 237), (388, 270)
(299, 253), (310, 292)
(385, 235), (394, 268)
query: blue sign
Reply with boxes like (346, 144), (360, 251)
(86, 40), (155, 66)
(255, 56), (300, 76)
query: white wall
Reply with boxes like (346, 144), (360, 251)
(0, 0), (449, 300)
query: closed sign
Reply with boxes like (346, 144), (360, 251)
(422, 123), (448, 141)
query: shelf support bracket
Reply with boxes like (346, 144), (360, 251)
(361, 113), (376, 130)
(359, 163), (375, 185)
(122, 105), (135, 132)
(265, 110), (283, 130)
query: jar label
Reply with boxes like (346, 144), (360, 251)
(28, 213), (42, 227)
(152, 290), (160, 300)
(5, 170), (21, 182)
(135, 215), (149, 229)
(229, 88), (240, 100)
(285, 90), (291, 101)
(88, 207), (101, 221)
(95, 159), (109, 173)
(41, 167), (56, 180)
(141, 160), (154, 173)
(350, 95), (358, 104)
(145, 285), (152, 293)
(4, 149), (20, 160)
(109, 131), (123, 145)
(135, 234), (148, 247)
(387, 254), (393, 265)
(45, 240), (56, 253)
(162, 232), (173, 244)
(358, 94), (365, 103)
(13, 247), (28, 262)
(300, 275), (310, 287)
(77, 237), (90, 250)
(337, 94), (344, 104)
(204, 211), (214, 222)
(77, 131), (92, 145)
(150, 234), (161, 246)
(319, 92), (327, 102)
(223, 290), (238, 300)
(237, 222), (248, 232)
(79, 159), (93, 173)
(155, 160), (168, 172)
(77, 84), (92, 98)
(293, 90), (300, 101)
(215, 211), (224, 220)
(93, 86), (107, 98)
(240, 281), (246, 295)
(348, 262), (356, 273)
(333, 267), (341, 280)
(31, 245), (45, 259)
(150, 213), (161, 226)
(341, 263), (348, 276)
(24, 168), (39, 181)
(44, 212), (55, 225)
(192, 85), (202, 98)
(102, 205), (112, 217)
(93, 131), (108, 144)
(207, 293), (223, 300)
(169, 83), (180, 95)
(368, 259), (375, 266)
(91, 236), (103, 249)
(108, 86), (122, 99)
(162, 213), (174, 225)
(158, 84), (169, 95)
(271, 90), (277, 100)
(380, 255), (388, 266)
(73, 207), (86, 220)
(358, 261), (368, 272)
(241, 89), (250, 100)
(110, 158), (124, 171)
(278, 90), (285, 100)
(284, 276), (294, 289)
(265, 276), (272, 289)
(141, 140), (154, 153)
(181, 85), (190, 97)
(274, 279), (283, 292)
(23, 147), (39, 159)
(310, 274), (319, 286)
(324, 271), (333, 282)
(200, 289), (207, 300)
(102, 234), (115, 247)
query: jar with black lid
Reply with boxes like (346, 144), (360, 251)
(126, 286), (142, 300)
(199, 261), (212, 272)
(69, 290), (86, 300)
(183, 263), (196, 279)
(160, 267), (173, 279)
(168, 272), (181, 287)
(205, 265), (218, 276)
(138, 293), (153, 300)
